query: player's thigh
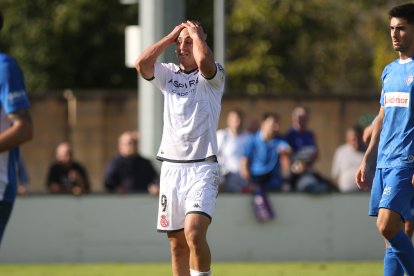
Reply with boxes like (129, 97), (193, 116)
(373, 167), (414, 221)
(377, 208), (404, 238)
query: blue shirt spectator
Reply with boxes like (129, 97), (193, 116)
(240, 113), (291, 191)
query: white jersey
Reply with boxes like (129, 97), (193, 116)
(216, 128), (248, 174)
(149, 62), (225, 162)
(331, 143), (364, 192)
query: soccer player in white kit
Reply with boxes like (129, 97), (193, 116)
(135, 20), (225, 276)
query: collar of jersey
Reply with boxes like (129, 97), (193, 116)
(178, 67), (199, 74)
(399, 57), (413, 64)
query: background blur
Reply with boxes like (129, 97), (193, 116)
(0, 0), (406, 193)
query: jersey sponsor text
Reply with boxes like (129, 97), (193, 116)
(384, 92), (410, 107)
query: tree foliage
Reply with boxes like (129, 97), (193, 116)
(0, 0), (410, 96)
(225, 0), (407, 96)
(0, 0), (137, 93)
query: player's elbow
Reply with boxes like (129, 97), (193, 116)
(199, 61), (216, 79)
(25, 126), (34, 142)
(135, 57), (145, 74)
(135, 58), (154, 80)
(15, 119), (33, 144)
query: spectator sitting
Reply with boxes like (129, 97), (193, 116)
(216, 109), (249, 192)
(104, 131), (159, 195)
(240, 112), (292, 192)
(331, 125), (366, 192)
(285, 106), (332, 193)
(46, 142), (90, 195)
(285, 106), (318, 165)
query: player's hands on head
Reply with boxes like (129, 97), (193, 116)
(167, 24), (186, 43)
(182, 20), (206, 41)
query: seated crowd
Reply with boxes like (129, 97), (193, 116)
(38, 105), (368, 195)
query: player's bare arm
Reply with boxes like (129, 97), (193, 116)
(135, 24), (185, 80)
(239, 157), (251, 181)
(0, 109), (33, 153)
(182, 21), (216, 79)
(356, 108), (383, 190)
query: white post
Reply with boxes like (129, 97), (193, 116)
(214, 0), (225, 65)
(138, 0), (184, 167)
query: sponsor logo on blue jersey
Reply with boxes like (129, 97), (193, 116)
(8, 90), (27, 103)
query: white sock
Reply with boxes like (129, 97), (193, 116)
(189, 268), (211, 276)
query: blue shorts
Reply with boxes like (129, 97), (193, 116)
(369, 167), (414, 221)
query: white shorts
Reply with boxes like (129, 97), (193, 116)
(157, 161), (220, 232)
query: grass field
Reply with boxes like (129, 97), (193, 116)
(0, 261), (383, 276)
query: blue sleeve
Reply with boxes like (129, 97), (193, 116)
(243, 135), (255, 159)
(0, 57), (30, 113)
(380, 62), (393, 106)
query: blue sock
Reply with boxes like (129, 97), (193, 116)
(384, 247), (404, 276)
(388, 229), (414, 275)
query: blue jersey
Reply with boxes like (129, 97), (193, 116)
(377, 57), (414, 168)
(243, 132), (289, 185)
(0, 52), (30, 202)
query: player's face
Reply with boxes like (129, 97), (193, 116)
(390, 17), (414, 57)
(176, 28), (197, 71)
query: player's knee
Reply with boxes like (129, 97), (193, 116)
(184, 228), (205, 249)
(376, 219), (400, 240)
(168, 236), (189, 257)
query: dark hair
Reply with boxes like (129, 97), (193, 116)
(188, 20), (206, 34)
(0, 10), (3, 31)
(349, 124), (363, 136)
(389, 3), (414, 24)
(262, 112), (279, 122)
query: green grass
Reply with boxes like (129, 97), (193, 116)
(0, 261), (383, 276)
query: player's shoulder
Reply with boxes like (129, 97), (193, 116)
(0, 52), (16, 69)
(215, 62), (225, 74)
(157, 62), (179, 72)
(384, 58), (407, 71)
(381, 58), (408, 79)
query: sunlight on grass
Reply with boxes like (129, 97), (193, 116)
(0, 261), (382, 276)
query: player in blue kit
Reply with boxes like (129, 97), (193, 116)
(356, 3), (414, 275)
(0, 11), (33, 246)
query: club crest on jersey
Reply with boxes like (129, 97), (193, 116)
(160, 215), (169, 228)
(407, 74), (414, 86)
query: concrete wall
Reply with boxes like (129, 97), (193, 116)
(0, 193), (383, 263)
(21, 91), (379, 194)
